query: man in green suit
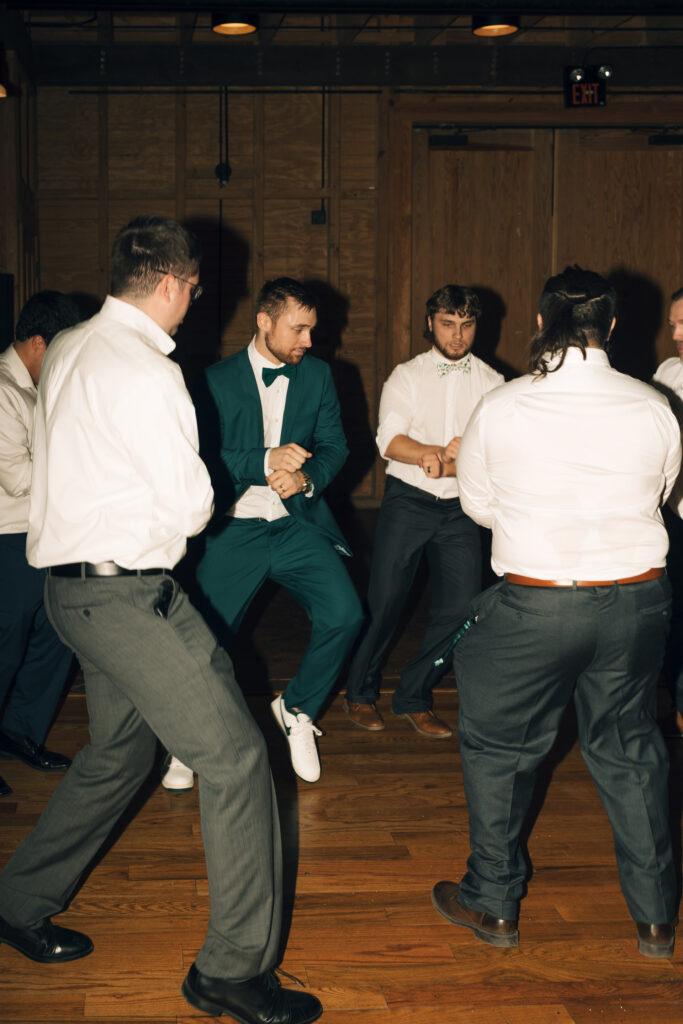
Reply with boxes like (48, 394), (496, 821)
(183, 278), (363, 785)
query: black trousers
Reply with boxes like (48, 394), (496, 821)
(454, 577), (676, 924)
(345, 476), (482, 714)
(0, 533), (72, 743)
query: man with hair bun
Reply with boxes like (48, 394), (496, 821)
(0, 290), (81, 797)
(432, 266), (681, 959)
(343, 284), (503, 737)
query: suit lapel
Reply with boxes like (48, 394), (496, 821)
(236, 347), (265, 446)
(280, 361), (306, 442)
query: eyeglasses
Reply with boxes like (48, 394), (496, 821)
(153, 268), (203, 304)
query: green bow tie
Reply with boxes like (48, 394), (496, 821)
(262, 364), (297, 387)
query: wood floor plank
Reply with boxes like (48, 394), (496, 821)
(1, 691), (681, 1023)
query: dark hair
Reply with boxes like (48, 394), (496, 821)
(529, 265), (616, 377)
(15, 290), (81, 345)
(671, 286), (683, 303)
(423, 285), (481, 342)
(110, 215), (201, 299)
(256, 278), (316, 324)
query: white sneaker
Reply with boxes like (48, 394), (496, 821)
(161, 755), (194, 792)
(270, 695), (322, 783)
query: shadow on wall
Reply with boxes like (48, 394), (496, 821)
(302, 278), (377, 540)
(173, 216), (251, 382)
(608, 268), (663, 382)
(470, 285), (519, 381)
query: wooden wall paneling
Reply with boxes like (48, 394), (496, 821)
(175, 92), (186, 223)
(262, 199), (329, 282)
(554, 129), (683, 379)
(386, 100), (414, 371)
(97, 94), (109, 303)
(340, 93), (378, 191)
(263, 91), (324, 195)
(253, 93), (265, 302)
(37, 201), (102, 302)
(107, 93), (176, 199)
(338, 197), (378, 499)
(36, 90), (99, 199)
(371, 87), (393, 503)
(182, 197), (255, 367)
(185, 90), (254, 200)
(410, 128), (550, 375)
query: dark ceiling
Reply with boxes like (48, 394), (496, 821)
(2, 2), (683, 90)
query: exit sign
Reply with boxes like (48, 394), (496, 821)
(565, 68), (607, 108)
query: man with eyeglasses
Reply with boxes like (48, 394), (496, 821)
(0, 216), (322, 1024)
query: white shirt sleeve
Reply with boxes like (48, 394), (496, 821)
(375, 365), (415, 458)
(454, 397), (494, 528)
(0, 383), (32, 498)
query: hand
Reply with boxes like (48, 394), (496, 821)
(269, 469), (306, 499)
(441, 436), (462, 463)
(419, 452), (443, 479)
(268, 443), (312, 473)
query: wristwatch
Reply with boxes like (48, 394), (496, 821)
(300, 471), (315, 498)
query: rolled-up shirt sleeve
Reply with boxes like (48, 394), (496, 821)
(375, 365), (415, 458)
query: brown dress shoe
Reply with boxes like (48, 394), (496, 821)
(342, 700), (385, 731)
(636, 919), (677, 958)
(431, 880), (519, 947)
(398, 710), (452, 738)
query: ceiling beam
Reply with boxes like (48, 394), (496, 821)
(7, 1), (683, 15)
(28, 42), (683, 89)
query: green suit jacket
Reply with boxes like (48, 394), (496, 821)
(194, 347), (352, 556)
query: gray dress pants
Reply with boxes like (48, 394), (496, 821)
(0, 573), (282, 982)
(455, 576), (677, 925)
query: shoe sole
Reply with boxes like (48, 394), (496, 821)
(638, 936), (675, 958)
(431, 891), (519, 948)
(181, 977), (323, 1023)
(342, 700), (385, 732)
(0, 936), (94, 963)
(271, 699), (321, 784)
(396, 712), (452, 739)
(161, 782), (194, 792)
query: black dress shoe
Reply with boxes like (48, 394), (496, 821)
(0, 775), (12, 797)
(0, 730), (71, 772)
(636, 919), (677, 958)
(0, 915), (93, 963)
(181, 963), (322, 1024)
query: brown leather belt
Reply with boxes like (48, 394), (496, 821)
(505, 567), (665, 588)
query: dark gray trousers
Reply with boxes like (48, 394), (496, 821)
(455, 577), (677, 925)
(0, 574), (282, 981)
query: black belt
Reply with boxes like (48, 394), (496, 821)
(47, 562), (168, 578)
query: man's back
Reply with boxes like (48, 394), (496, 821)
(457, 347), (681, 578)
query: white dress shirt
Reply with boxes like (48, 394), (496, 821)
(0, 345), (36, 533)
(457, 347), (682, 579)
(229, 339), (291, 522)
(27, 296), (214, 570)
(652, 356), (683, 512)
(375, 347), (504, 498)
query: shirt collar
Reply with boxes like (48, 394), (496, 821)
(248, 336), (285, 371)
(4, 344), (36, 390)
(543, 346), (610, 371)
(100, 295), (176, 356)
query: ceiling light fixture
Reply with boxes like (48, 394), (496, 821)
(472, 14), (520, 38)
(211, 10), (259, 36)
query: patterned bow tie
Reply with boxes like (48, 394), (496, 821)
(262, 364), (297, 387)
(436, 355), (472, 376)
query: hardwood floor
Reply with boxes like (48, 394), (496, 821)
(1, 686), (682, 1023)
